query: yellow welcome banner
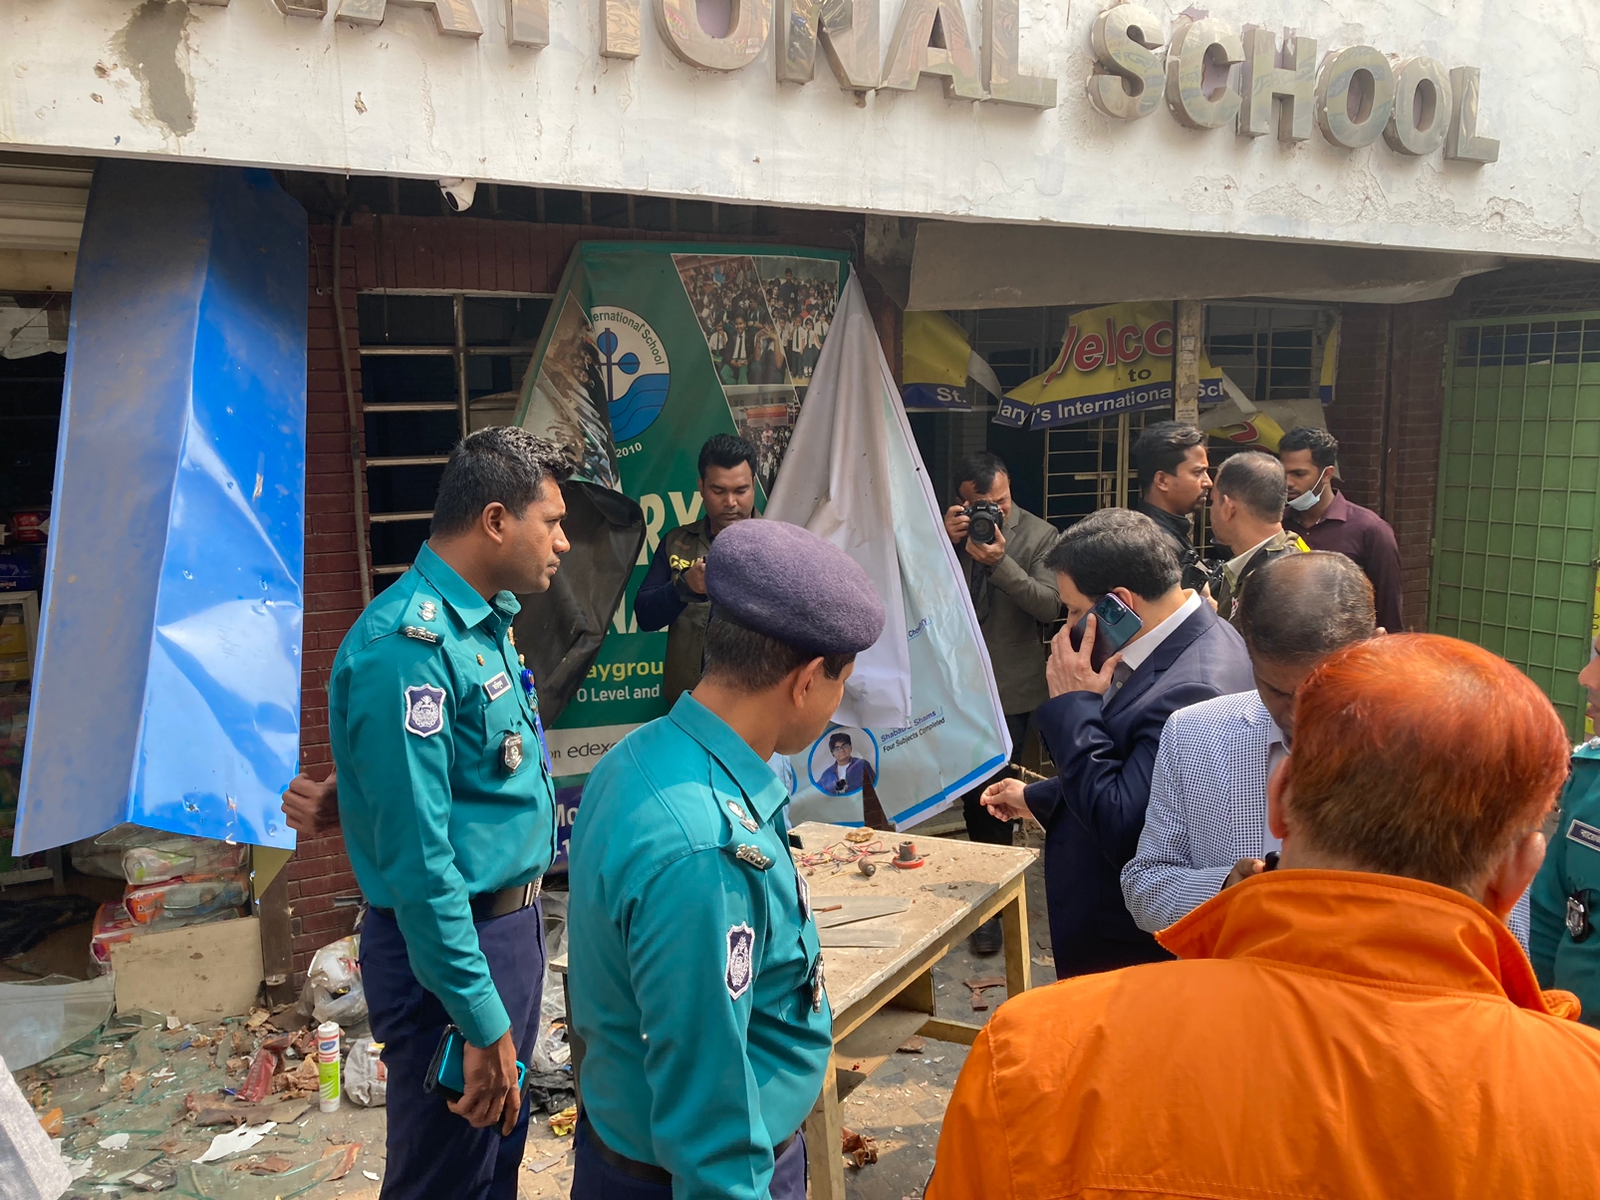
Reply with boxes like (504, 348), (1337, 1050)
(996, 301), (1225, 429)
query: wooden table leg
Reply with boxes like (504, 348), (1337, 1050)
(805, 1053), (846, 1200)
(1000, 879), (1032, 998)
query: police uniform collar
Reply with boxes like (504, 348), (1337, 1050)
(411, 542), (520, 628)
(667, 692), (789, 823)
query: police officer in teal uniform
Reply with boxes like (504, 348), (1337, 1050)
(1532, 633), (1600, 1027)
(329, 427), (569, 1200)
(568, 519), (886, 1200)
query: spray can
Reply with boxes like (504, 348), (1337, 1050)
(317, 1021), (342, 1113)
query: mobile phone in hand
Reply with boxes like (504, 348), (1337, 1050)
(1068, 594), (1143, 672)
(425, 1025), (529, 1102)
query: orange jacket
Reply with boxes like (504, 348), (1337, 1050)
(929, 870), (1600, 1200)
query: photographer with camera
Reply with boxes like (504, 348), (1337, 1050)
(943, 452), (1061, 955)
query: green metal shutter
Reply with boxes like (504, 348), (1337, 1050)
(1432, 316), (1600, 737)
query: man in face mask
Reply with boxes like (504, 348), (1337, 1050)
(1279, 426), (1403, 635)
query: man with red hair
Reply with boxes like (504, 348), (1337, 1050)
(930, 634), (1600, 1200)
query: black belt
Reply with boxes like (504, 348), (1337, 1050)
(580, 1114), (796, 1185)
(371, 878), (541, 923)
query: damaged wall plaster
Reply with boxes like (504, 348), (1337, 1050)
(2, 0), (1597, 261)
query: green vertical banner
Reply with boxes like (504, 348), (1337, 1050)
(514, 242), (850, 856)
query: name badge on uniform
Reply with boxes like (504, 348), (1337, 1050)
(1567, 819), (1600, 855)
(736, 844), (773, 870)
(404, 685), (446, 738)
(726, 923), (755, 1000)
(484, 672), (512, 702)
(502, 732), (524, 774)
(1567, 889), (1594, 942)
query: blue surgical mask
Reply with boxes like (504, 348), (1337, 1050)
(1287, 467), (1331, 512)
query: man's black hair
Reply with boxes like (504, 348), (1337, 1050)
(1213, 451), (1287, 523)
(828, 732), (853, 751)
(956, 451), (1009, 495)
(1044, 508), (1180, 601)
(699, 433), (759, 480)
(430, 427), (573, 538)
(1278, 426), (1340, 472)
(701, 611), (853, 692)
(1133, 421), (1205, 493)
(1237, 551), (1375, 661)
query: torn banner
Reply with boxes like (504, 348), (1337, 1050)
(766, 277), (1010, 828)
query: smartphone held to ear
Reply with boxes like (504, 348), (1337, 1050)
(1068, 594), (1143, 672)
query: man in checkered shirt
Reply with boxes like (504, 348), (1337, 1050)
(1122, 550), (1537, 946)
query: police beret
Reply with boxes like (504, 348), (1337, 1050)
(705, 519), (886, 656)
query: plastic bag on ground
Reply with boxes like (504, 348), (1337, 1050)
(344, 1036), (386, 1107)
(297, 935), (366, 1026)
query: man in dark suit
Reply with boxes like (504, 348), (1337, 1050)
(981, 508), (1254, 977)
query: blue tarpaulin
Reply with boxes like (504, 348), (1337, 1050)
(14, 162), (307, 854)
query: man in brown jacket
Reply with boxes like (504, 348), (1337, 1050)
(943, 451), (1060, 954)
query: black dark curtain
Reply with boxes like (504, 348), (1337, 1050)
(512, 480), (644, 724)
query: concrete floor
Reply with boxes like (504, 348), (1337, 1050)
(11, 825), (1052, 1200)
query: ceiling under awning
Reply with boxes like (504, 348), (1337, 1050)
(906, 222), (1505, 311)
(0, 154), (92, 292)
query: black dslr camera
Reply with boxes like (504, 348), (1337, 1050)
(964, 500), (1004, 545)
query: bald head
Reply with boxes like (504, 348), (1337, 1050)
(1214, 451), (1287, 522)
(1237, 552), (1377, 739)
(1237, 552), (1376, 665)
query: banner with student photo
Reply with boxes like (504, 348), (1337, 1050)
(767, 277), (1010, 828)
(512, 243), (851, 861)
(996, 301), (1229, 429)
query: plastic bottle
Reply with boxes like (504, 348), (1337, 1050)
(317, 1021), (342, 1113)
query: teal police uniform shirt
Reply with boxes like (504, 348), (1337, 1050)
(1532, 737), (1600, 1028)
(568, 694), (833, 1200)
(329, 542), (557, 1048)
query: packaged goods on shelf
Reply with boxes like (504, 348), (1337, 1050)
(72, 824), (247, 884)
(123, 872), (250, 926)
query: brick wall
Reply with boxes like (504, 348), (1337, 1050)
(1385, 300), (1449, 634)
(287, 222), (367, 971)
(286, 209), (857, 977)
(1326, 301), (1447, 631)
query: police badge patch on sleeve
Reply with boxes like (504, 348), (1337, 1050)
(726, 923), (755, 1000)
(404, 685), (447, 737)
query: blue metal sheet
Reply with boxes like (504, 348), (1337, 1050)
(14, 162), (307, 854)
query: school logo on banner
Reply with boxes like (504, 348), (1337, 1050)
(591, 306), (671, 441)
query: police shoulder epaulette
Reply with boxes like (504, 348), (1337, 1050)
(402, 625), (441, 644)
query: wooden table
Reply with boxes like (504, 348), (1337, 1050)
(549, 822), (1037, 1199)
(791, 821), (1036, 1200)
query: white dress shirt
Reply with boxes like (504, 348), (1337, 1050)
(1102, 590), (1202, 707)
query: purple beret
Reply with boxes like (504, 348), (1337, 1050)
(705, 519), (886, 655)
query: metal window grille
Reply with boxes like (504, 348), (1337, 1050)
(357, 291), (553, 585)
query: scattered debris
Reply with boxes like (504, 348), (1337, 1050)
(363, 1169), (381, 1181)
(858, 860), (878, 877)
(965, 974), (1007, 1012)
(527, 1152), (568, 1173)
(896, 1036), (926, 1054)
(549, 1104), (578, 1138)
(844, 829), (874, 844)
(37, 1105), (62, 1136)
(323, 1142), (361, 1181)
(842, 1128), (879, 1168)
(193, 1121), (275, 1163)
(99, 1132), (131, 1150)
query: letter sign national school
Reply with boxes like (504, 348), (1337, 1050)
(227, 0), (1499, 157)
